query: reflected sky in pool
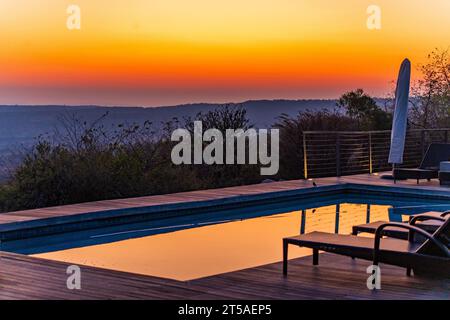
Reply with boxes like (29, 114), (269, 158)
(29, 203), (400, 280)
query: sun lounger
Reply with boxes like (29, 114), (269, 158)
(393, 143), (450, 184)
(352, 211), (449, 240)
(283, 215), (450, 277)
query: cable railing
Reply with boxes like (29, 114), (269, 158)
(302, 128), (450, 179)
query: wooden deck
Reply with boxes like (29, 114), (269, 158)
(1, 251), (448, 300)
(1, 173), (449, 240)
(0, 173), (449, 299)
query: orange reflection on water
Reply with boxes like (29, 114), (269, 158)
(33, 204), (391, 280)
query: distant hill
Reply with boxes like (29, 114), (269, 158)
(158, 99), (338, 127)
(0, 99), (337, 178)
(0, 99), (337, 147)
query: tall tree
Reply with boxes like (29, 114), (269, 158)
(337, 89), (392, 130)
(410, 48), (450, 128)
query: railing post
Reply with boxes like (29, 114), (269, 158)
(445, 130), (449, 143)
(303, 132), (308, 180)
(368, 132), (373, 175)
(420, 130), (426, 159)
(336, 133), (341, 177)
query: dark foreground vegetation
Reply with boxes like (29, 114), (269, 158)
(0, 48), (448, 212)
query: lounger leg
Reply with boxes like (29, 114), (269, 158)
(283, 239), (288, 276)
(313, 248), (319, 265)
(350, 229), (357, 259)
(417, 179), (419, 184)
(406, 267), (412, 277)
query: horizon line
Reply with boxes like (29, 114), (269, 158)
(0, 96), (394, 109)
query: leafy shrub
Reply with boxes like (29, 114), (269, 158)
(275, 110), (360, 180)
(0, 106), (261, 212)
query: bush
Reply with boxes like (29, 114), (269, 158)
(275, 111), (360, 180)
(337, 89), (392, 130)
(0, 106), (262, 212)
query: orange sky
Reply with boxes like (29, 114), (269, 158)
(0, 0), (449, 106)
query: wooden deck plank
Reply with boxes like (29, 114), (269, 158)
(0, 251), (448, 300)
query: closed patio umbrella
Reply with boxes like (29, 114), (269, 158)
(388, 58), (411, 166)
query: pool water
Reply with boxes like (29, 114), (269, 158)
(27, 202), (401, 281)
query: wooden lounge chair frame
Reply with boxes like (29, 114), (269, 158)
(283, 216), (450, 277)
(352, 211), (450, 240)
(393, 143), (450, 184)
(372, 219), (449, 276)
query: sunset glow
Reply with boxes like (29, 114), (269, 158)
(1, 0), (449, 106)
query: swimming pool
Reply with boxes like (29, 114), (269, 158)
(1, 192), (448, 281)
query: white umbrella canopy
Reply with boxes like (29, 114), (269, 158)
(388, 58), (411, 165)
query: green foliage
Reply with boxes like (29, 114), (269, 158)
(0, 125), (201, 211)
(410, 48), (450, 128)
(337, 89), (392, 130)
(0, 106), (261, 212)
(183, 104), (261, 187)
(275, 111), (359, 180)
(186, 104), (251, 132)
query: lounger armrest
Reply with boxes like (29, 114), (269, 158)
(442, 211), (450, 217)
(373, 223), (450, 265)
(408, 216), (446, 243)
(409, 215), (446, 225)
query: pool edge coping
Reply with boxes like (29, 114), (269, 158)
(1, 181), (449, 240)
